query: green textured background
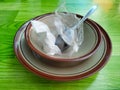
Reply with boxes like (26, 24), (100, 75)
(0, 0), (120, 90)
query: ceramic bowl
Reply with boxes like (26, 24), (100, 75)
(25, 13), (102, 67)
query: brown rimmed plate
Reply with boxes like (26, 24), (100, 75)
(14, 15), (112, 81)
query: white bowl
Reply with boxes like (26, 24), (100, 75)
(25, 13), (102, 64)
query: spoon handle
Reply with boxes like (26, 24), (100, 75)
(73, 5), (97, 29)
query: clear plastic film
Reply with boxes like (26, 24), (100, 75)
(30, 2), (84, 57)
(54, 2), (84, 55)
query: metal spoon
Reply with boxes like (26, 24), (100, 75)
(55, 5), (97, 52)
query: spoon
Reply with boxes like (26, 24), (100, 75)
(55, 5), (97, 52)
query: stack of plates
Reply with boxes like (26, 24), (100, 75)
(14, 13), (112, 81)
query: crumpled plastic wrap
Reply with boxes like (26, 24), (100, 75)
(31, 20), (61, 55)
(30, 2), (84, 57)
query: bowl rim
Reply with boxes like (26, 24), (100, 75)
(25, 13), (102, 62)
